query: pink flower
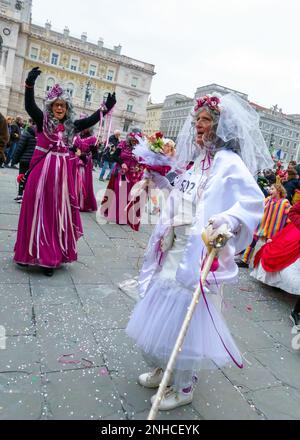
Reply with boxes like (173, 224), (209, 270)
(194, 95), (220, 113)
(56, 124), (65, 133)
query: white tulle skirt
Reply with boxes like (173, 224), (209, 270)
(126, 229), (243, 390)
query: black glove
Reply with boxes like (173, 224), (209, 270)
(80, 154), (87, 164)
(90, 145), (98, 156)
(104, 93), (116, 113)
(26, 67), (42, 86)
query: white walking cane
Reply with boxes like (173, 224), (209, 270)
(148, 223), (233, 421)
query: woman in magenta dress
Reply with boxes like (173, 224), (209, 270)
(72, 128), (98, 212)
(14, 67), (116, 276)
(100, 130), (145, 231)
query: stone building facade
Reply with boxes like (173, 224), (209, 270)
(159, 93), (193, 141)
(0, 0), (155, 136)
(143, 100), (163, 136)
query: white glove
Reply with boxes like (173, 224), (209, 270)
(208, 214), (240, 233)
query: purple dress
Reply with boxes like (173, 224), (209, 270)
(14, 130), (83, 268)
(72, 135), (98, 212)
(100, 141), (145, 231)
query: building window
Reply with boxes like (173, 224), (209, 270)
(89, 64), (97, 77)
(30, 47), (39, 60)
(279, 139), (283, 145)
(66, 83), (75, 97)
(70, 58), (79, 71)
(127, 99), (134, 113)
(46, 77), (55, 92)
(123, 119), (131, 132)
(51, 53), (59, 66)
(294, 143), (297, 149)
(131, 77), (138, 88)
(107, 70), (114, 81)
(287, 141), (290, 147)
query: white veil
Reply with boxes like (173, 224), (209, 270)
(217, 93), (273, 175)
(173, 108), (200, 170)
(174, 93), (274, 175)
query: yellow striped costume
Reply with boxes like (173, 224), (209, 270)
(242, 196), (290, 264)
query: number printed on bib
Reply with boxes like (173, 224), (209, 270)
(178, 170), (206, 202)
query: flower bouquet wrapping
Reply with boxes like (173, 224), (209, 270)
(130, 132), (175, 200)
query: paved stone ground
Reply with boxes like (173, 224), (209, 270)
(0, 166), (300, 420)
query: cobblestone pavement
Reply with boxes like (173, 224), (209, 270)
(0, 167), (299, 420)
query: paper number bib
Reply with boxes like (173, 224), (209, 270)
(177, 170), (207, 202)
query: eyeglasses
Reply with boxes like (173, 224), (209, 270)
(53, 102), (67, 109)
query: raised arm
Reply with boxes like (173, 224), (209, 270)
(74, 109), (101, 132)
(25, 68), (43, 131)
(74, 93), (116, 131)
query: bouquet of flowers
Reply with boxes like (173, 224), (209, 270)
(130, 132), (176, 200)
(148, 131), (165, 154)
(133, 131), (175, 168)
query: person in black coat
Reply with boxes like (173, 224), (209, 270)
(11, 125), (37, 201)
(99, 143), (118, 181)
(5, 116), (23, 168)
(108, 130), (121, 147)
(0, 112), (9, 167)
(283, 168), (300, 203)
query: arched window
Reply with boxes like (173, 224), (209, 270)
(46, 77), (55, 92)
(127, 99), (134, 113)
(66, 83), (75, 98)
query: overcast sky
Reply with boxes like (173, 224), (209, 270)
(32, 0), (300, 114)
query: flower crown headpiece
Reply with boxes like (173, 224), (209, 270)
(194, 95), (221, 114)
(46, 84), (64, 101)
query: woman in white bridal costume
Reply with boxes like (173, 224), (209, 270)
(126, 93), (273, 411)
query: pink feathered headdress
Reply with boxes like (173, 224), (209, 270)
(46, 84), (64, 101)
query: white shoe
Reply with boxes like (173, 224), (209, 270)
(138, 368), (164, 389)
(150, 387), (193, 411)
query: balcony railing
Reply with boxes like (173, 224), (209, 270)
(122, 110), (136, 120)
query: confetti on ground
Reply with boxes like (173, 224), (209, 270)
(99, 368), (109, 376)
